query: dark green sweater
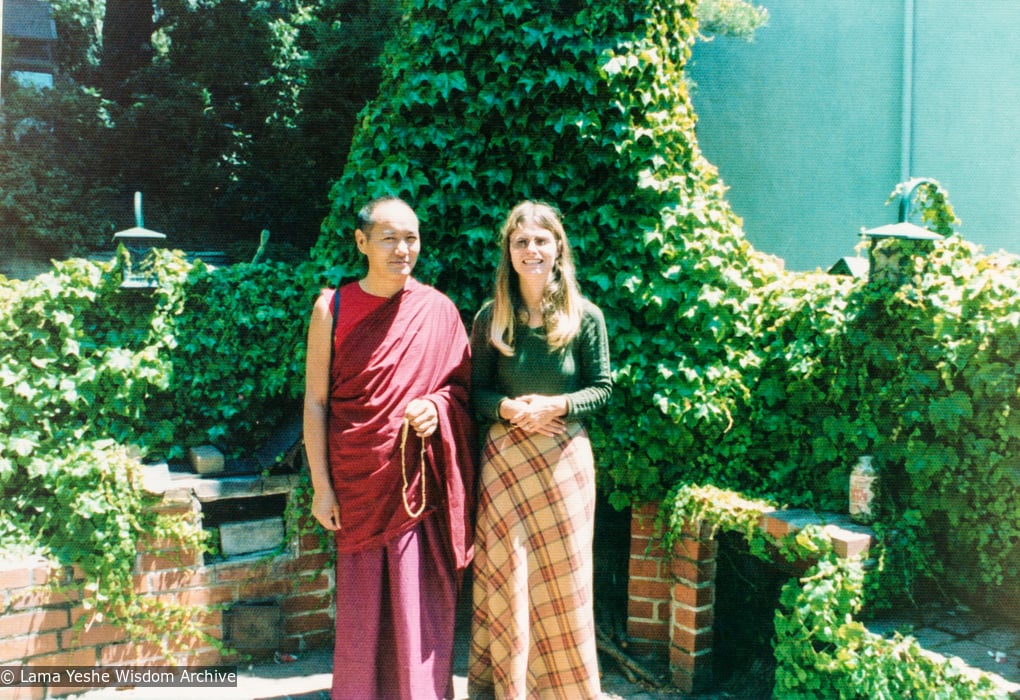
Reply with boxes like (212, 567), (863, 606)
(469, 299), (613, 422)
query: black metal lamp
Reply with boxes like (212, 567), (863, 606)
(113, 192), (166, 289)
(860, 221), (941, 285)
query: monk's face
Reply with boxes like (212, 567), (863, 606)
(356, 200), (421, 280)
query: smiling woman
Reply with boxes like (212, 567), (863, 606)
(509, 224), (559, 317)
(468, 201), (613, 699)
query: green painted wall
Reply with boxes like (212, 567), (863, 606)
(688, 1), (1020, 272)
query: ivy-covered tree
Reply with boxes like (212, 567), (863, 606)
(313, 0), (782, 506)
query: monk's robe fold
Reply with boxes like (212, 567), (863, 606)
(328, 279), (475, 570)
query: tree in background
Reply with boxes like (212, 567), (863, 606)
(2, 0), (397, 259)
(99, 0), (154, 103)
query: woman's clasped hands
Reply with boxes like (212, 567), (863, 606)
(501, 394), (568, 436)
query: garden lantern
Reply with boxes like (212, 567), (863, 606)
(113, 192), (166, 289)
(859, 221), (941, 285)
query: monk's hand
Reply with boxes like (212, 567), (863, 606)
(509, 394), (568, 436)
(405, 398), (439, 438)
(312, 488), (341, 531)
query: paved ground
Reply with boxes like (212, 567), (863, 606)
(864, 604), (1020, 699)
(62, 601), (1019, 700)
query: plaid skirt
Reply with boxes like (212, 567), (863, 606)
(468, 421), (601, 700)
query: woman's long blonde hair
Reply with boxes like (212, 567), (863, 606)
(489, 201), (584, 356)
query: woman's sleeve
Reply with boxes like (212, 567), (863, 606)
(564, 302), (613, 418)
(470, 304), (508, 421)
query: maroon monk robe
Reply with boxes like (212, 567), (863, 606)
(328, 279), (475, 570)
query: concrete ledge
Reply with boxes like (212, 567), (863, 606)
(760, 509), (874, 559)
(152, 474), (302, 502)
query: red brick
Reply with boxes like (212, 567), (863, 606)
(672, 537), (716, 561)
(136, 550), (202, 572)
(237, 579), (290, 600)
(680, 520), (716, 540)
(137, 534), (191, 552)
(627, 557), (662, 579)
(7, 586), (78, 611)
(202, 624), (224, 642)
(191, 608), (222, 627)
(149, 502), (198, 518)
(60, 621), (126, 648)
(299, 533), (329, 553)
(631, 502), (661, 520)
(0, 561), (41, 591)
(282, 592), (332, 615)
(652, 600), (669, 622)
(290, 551), (332, 574)
(296, 572), (332, 595)
(99, 640), (167, 665)
(671, 625), (713, 653)
(68, 606), (104, 628)
(672, 582), (714, 609)
(628, 595), (669, 624)
(26, 646), (96, 667)
(669, 644), (712, 674)
(178, 648), (225, 666)
(154, 584), (237, 608)
(823, 525), (873, 559)
(672, 603), (714, 631)
(628, 532), (651, 549)
(0, 609), (69, 638)
(670, 662), (695, 694)
(132, 573), (149, 594)
(284, 611), (333, 635)
(30, 564), (66, 588)
(626, 619), (670, 643)
(627, 598), (655, 621)
(628, 578), (671, 601)
(0, 632), (59, 662)
(209, 561), (261, 583)
(670, 557), (716, 583)
(761, 509), (820, 540)
(0, 683), (45, 700)
(629, 537), (665, 558)
(630, 515), (661, 539)
(147, 568), (212, 593)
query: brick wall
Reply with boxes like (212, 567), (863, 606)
(626, 502), (873, 693)
(0, 493), (334, 700)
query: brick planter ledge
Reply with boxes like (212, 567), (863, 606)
(626, 502), (874, 694)
(0, 472), (334, 700)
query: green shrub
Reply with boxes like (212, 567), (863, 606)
(164, 259), (309, 458)
(0, 251), (312, 638)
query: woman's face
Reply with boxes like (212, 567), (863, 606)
(508, 223), (559, 284)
